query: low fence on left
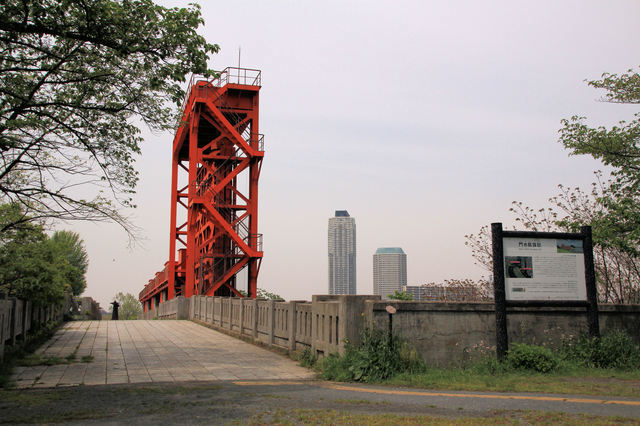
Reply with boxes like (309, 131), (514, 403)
(0, 297), (66, 362)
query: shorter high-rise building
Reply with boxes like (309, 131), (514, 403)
(373, 247), (407, 299)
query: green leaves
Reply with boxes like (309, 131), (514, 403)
(558, 67), (640, 255)
(0, 0), (219, 234)
(560, 115), (640, 184)
(560, 330), (640, 370)
(387, 290), (413, 300)
(506, 343), (559, 373)
(256, 288), (284, 300)
(588, 68), (640, 104)
(319, 328), (425, 383)
(51, 230), (88, 296)
(113, 292), (142, 320)
(0, 202), (88, 304)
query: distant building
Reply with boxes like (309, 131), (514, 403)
(403, 284), (484, 301)
(328, 210), (356, 294)
(373, 247), (407, 299)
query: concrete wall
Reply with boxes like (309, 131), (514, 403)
(365, 300), (640, 366)
(144, 295), (640, 366)
(1, 297), (66, 362)
(79, 297), (102, 320)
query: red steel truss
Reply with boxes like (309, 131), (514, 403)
(139, 68), (264, 310)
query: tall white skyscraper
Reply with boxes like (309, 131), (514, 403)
(328, 210), (356, 295)
(373, 247), (407, 299)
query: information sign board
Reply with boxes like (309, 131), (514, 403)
(490, 223), (599, 360)
(503, 237), (586, 301)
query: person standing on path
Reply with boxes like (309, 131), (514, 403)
(111, 300), (120, 320)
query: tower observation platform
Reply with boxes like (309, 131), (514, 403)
(139, 68), (264, 312)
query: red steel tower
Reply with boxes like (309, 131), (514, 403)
(165, 68), (264, 300)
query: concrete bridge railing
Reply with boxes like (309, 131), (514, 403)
(1, 298), (66, 362)
(141, 294), (379, 356)
(141, 294), (640, 366)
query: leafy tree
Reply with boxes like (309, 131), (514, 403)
(464, 68), (640, 304)
(113, 292), (142, 320)
(0, 0), (219, 234)
(0, 201), (90, 304)
(0, 201), (36, 243)
(237, 288), (283, 299)
(387, 290), (413, 300)
(559, 68), (640, 251)
(257, 288), (283, 300)
(51, 230), (88, 296)
(416, 279), (492, 301)
(0, 203), (68, 305)
(465, 177), (640, 303)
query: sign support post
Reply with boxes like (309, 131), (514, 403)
(581, 226), (599, 338)
(491, 222), (508, 360)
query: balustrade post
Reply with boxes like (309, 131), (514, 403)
(288, 301), (297, 352)
(239, 298), (245, 335)
(252, 300), (258, 339)
(268, 299), (275, 346)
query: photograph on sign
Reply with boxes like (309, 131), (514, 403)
(505, 256), (533, 278)
(503, 237), (586, 301)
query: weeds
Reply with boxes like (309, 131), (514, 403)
(81, 355), (94, 363)
(560, 330), (640, 370)
(319, 328), (426, 382)
(298, 347), (317, 369)
(303, 327), (640, 397)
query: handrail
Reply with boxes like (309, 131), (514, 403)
(179, 67), (261, 115)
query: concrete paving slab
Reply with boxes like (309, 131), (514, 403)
(11, 320), (315, 388)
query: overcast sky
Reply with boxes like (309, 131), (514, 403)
(72, 0), (640, 308)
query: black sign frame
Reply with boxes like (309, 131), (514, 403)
(491, 222), (599, 360)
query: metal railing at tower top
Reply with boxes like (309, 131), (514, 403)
(180, 67), (262, 114)
(218, 67), (262, 87)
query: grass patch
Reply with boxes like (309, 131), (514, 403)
(0, 389), (63, 406)
(307, 328), (640, 397)
(16, 353), (69, 367)
(501, 410), (639, 425)
(385, 365), (640, 397)
(2, 409), (109, 424)
(65, 350), (77, 362)
(120, 384), (223, 396)
(80, 355), (94, 363)
(333, 398), (390, 406)
(245, 408), (639, 425)
(263, 393), (293, 400)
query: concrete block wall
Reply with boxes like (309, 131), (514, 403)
(365, 300), (640, 366)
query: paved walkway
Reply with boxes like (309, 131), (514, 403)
(11, 320), (315, 388)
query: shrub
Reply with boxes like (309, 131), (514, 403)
(319, 328), (426, 382)
(561, 330), (640, 370)
(506, 343), (559, 373)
